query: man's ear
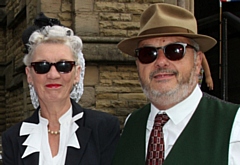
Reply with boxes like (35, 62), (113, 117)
(135, 60), (139, 69)
(196, 51), (203, 73)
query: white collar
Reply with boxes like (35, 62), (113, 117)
(20, 106), (84, 158)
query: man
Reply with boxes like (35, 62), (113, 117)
(112, 3), (240, 165)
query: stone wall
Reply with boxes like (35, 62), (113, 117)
(0, 27), (6, 135)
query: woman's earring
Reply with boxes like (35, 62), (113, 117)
(70, 83), (81, 102)
(29, 84), (39, 109)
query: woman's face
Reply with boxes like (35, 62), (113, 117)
(26, 43), (80, 105)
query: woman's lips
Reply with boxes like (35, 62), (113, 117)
(46, 84), (62, 88)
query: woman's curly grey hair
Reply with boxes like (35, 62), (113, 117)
(23, 25), (85, 109)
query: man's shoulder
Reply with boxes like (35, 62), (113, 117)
(131, 103), (151, 116)
(2, 110), (39, 139)
(203, 92), (240, 107)
(125, 103), (150, 126)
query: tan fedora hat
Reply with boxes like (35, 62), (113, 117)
(118, 3), (217, 56)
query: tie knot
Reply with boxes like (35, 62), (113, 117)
(154, 113), (169, 127)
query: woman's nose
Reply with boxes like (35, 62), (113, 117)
(46, 65), (61, 78)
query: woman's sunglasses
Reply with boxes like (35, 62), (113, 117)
(135, 42), (198, 64)
(30, 61), (76, 74)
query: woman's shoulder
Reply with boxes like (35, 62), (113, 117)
(2, 121), (23, 138)
(2, 110), (38, 138)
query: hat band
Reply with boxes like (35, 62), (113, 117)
(138, 27), (196, 36)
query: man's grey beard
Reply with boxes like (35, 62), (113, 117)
(139, 66), (197, 108)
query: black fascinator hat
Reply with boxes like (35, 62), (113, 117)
(22, 12), (62, 53)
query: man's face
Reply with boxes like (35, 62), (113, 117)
(136, 36), (202, 109)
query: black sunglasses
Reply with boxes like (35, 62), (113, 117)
(135, 42), (198, 64)
(30, 61), (76, 74)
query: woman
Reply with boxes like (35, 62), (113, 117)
(2, 25), (120, 165)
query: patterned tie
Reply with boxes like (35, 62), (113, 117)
(146, 113), (169, 165)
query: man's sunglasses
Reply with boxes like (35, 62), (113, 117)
(135, 42), (198, 64)
(30, 61), (76, 74)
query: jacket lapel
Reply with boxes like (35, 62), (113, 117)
(64, 124), (91, 164)
(22, 153), (39, 165)
(17, 110), (40, 165)
(65, 100), (92, 165)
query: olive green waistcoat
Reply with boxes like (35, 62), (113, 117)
(112, 94), (239, 165)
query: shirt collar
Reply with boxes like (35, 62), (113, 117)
(150, 85), (202, 125)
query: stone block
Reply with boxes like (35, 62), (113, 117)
(41, 0), (61, 13)
(126, 3), (149, 14)
(96, 100), (128, 108)
(99, 21), (112, 29)
(119, 93), (146, 100)
(112, 80), (140, 87)
(120, 13), (132, 21)
(73, 0), (94, 12)
(96, 93), (118, 100)
(100, 71), (132, 80)
(83, 43), (135, 62)
(99, 79), (112, 86)
(117, 65), (137, 72)
(96, 86), (133, 93)
(113, 21), (139, 30)
(99, 13), (121, 21)
(95, 2), (125, 12)
(128, 30), (139, 37)
(41, 0), (61, 4)
(84, 66), (99, 86)
(145, 0), (165, 3)
(99, 66), (117, 72)
(61, 21), (72, 28)
(74, 13), (99, 36)
(61, 1), (71, 12)
(79, 87), (95, 107)
(58, 12), (71, 21)
(100, 29), (126, 37)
